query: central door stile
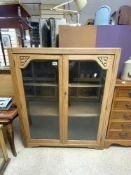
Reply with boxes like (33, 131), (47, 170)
(59, 56), (64, 143)
(62, 55), (69, 144)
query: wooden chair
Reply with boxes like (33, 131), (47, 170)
(0, 107), (18, 157)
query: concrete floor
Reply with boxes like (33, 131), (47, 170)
(4, 119), (131, 175)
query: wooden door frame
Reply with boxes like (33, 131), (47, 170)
(10, 54), (63, 146)
(62, 55), (116, 148)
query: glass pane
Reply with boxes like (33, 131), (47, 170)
(68, 60), (106, 140)
(22, 60), (59, 139)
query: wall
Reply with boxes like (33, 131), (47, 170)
(96, 25), (131, 78)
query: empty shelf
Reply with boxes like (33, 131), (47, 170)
(69, 83), (103, 88)
(28, 100), (101, 118)
(28, 101), (59, 117)
(69, 102), (101, 117)
(24, 82), (58, 87)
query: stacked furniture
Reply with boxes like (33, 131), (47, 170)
(0, 2), (30, 46)
(0, 2), (31, 66)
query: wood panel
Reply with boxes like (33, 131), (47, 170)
(115, 88), (131, 99)
(0, 73), (14, 97)
(109, 122), (131, 130)
(110, 111), (131, 121)
(107, 131), (131, 140)
(113, 101), (131, 110)
(9, 48), (121, 55)
(59, 26), (96, 48)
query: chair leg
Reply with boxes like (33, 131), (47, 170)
(6, 122), (17, 157)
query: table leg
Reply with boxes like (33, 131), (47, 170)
(6, 122), (17, 157)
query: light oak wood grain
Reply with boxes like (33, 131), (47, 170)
(8, 48), (121, 148)
(0, 125), (8, 161)
(0, 74), (14, 97)
(105, 80), (131, 147)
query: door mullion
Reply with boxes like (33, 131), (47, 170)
(62, 56), (69, 143)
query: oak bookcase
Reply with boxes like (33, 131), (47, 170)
(8, 48), (120, 148)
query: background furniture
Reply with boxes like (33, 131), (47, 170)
(105, 80), (131, 147)
(1, 25), (130, 94)
(0, 125), (10, 174)
(59, 25), (131, 78)
(8, 48), (120, 148)
(0, 107), (18, 156)
(59, 25), (96, 48)
(0, 73), (14, 98)
(0, 2), (31, 66)
(0, 2), (30, 44)
(94, 5), (111, 25)
(0, 71), (17, 156)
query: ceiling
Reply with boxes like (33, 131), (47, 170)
(20, 0), (131, 24)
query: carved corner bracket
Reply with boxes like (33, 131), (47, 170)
(97, 56), (109, 69)
(19, 56), (30, 68)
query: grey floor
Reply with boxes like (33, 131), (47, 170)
(4, 119), (131, 175)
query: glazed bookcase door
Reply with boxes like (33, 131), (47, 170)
(14, 55), (63, 143)
(63, 55), (113, 146)
(9, 48), (120, 148)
